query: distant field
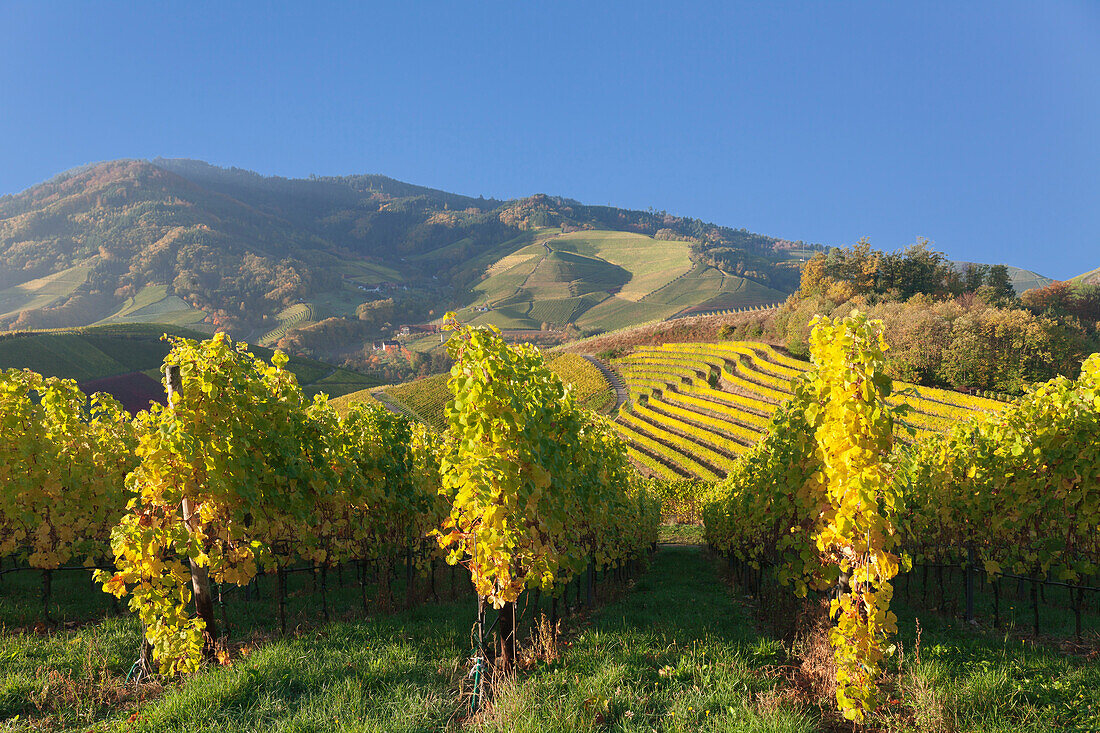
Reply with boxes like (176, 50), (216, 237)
(1073, 265), (1100, 286)
(610, 340), (1004, 481)
(0, 324), (378, 405)
(552, 230), (693, 302)
(573, 296), (682, 332)
(260, 302), (315, 345)
(951, 261), (1054, 294)
(456, 229), (787, 334)
(336, 259), (403, 285)
(0, 263), (92, 318)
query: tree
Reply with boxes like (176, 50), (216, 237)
(984, 265), (1015, 302)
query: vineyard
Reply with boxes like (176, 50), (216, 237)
(258, 302), (315, 346)
(2, 315), (1099, 730)
(611, 339), (1005, 481)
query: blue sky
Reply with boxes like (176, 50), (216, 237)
(1, 2), (1097, 279)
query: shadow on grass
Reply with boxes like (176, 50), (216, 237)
(120, 600), (479, 733)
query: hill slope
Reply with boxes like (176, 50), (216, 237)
(610, 340), (1003, 481)
(0, 324), (379, 411)
(455, 229), (786, 333)
(1072, 265), (1100, 286)
(331, 352), (613, 428)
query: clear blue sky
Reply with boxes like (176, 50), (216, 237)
(2, 2), (1097, 279)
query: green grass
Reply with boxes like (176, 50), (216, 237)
(13, 548), (809, 732)
(311, 287), (370, 319)
(1072, 265), (1100, 286)
(4, 546), (1098, 731)
(645, 269), (786, 314)
(875, 590), (1100, 731)
(468, 305), (539, 330)
(526, 294), (606, 327)
(338, 260), (404, 285)
(104, 285), (172, 319)
(378, 354), (614, 430)
(574, 296), (683, 332)
(383, 372), (452, 430)
(463, 229), (764, 335)
(0, 559), (477, 731)
(478, 546), (813, 733)
(328, 387), (384, 415)
(259, 303), (315, 345)
(550, 230), (694, 302)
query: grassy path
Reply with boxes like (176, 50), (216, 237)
(478, 546), (812, 732)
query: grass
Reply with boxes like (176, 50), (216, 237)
(328, 387), (384, 416)
(458, 228), (791, 335)
(259, 303), (314, 345)
(462, 229), (768, 335)
(874, 590), (1100, 731)
(113, 547), (809, 733)
(575, 297), (684, 333)
(3, 543), (1099, 731)
(1072, 265), (1100, 285)
(609, 341), (997, 481)
(0, 557), (478, 730)
(477, 547), (813, 733)
(383, 372), (451, 430)
(550, 231), (694, 303)
(371, 354), (615, 430)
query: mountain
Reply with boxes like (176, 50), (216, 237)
(0, 159), (807, 354)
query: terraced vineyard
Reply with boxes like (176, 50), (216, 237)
(260, 302), (315, 345)
(611, 341), (1005, 480)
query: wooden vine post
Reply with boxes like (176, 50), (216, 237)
(164, 363), (219, 659)
(498, 601), (516, 672)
